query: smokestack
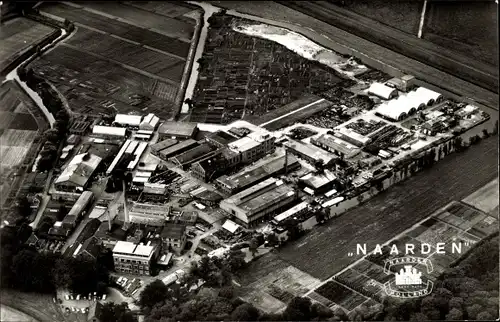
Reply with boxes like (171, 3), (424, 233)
(284, 149), (288, 175)
(107, 206), (112, 231)
(122, 179), (129, 230)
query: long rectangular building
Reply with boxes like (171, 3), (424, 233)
(151, 139), (178, 156)
(158, 139), (199, 160)
(220, 178), (297, 227)
(170, 143), (216, 170)
(215, 154), (300, 195)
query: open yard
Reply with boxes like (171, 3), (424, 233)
(0, 17), (57, 71)
(34, 1), (201, 119)
(462, 179), (499, 215)
(277, 135), (498, 280)
(0, 290), (68, 322)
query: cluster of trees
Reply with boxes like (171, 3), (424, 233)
(37, 109), (70, 172)
(190, 250), (246, 287)
(1, 221), (110, 295)
(380, 235), (499, 321)
(100, 302), (137, 322)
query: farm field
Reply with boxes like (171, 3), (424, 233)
(306, 195), (498, 313)
(0, 17), (56, 70)
(340, 0), (423, 36)
(235, 253), (322, 313)
(190, 13), (344, 124)
(0, 304), (37, 322)
(0, 81), (46, 208)
(34, 1), (201, 119)
(424, 1), (498, 67)
(462, 179), (499, 218)
(277, 135), (498, 280)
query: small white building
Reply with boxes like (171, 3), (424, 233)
(114, 114), (143, 128)
(367, 82), (398, 100)
(92, 125), (127, 138)
(139, 113), (160, 131)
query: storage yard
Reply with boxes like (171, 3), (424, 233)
(29, 1), (201, 119)
(190, 13), (344, 124)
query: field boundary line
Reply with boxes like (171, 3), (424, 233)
(60, 43), (178, 86)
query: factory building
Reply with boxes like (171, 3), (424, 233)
(112, 241), (158, 276)
(92, 125), (127, 139)
(161, 223), (187, 254)
(215, 154), (300, 195)
(158, 139), (199, 160)
(114, 114), (143, 129)
(385, 75), (417, 92)
(55, 153), (102, 192)
(220, 178), (297, 227)
(158, 121), (198, 140)
(227, 132), (275, 164)
(367, 82), (398, 100)
(299, 170), (338, 195)
(128, 202), (170, 226)
(311, 134), (362, 159)
(139, 113), (160, 131)
(283, 140), (336, 167)
(170, 143), (217, 170)
(150, 139), (178, 157)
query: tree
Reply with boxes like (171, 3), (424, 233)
(315, 209), (326, 224)
(445, 308), (463, 321)
(283, 297), (312, 321)
(139, 280), (170, 309)
(477, 311), (494, 320)
(100, 302), (137, 322)
(409, 312), (428, 321)
(230, 303), (260, 321)
(184, 98), (194, 109)
(266, 233), (279, 247)
(482, 129), (490, 138)
(466, 304), (483, 319)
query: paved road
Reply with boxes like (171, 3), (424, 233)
(207, 1), (498, 110)
(277, 135), (498, 280)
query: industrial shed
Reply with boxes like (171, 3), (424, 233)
(158, 121), (198, 140)
(140, 113), (160, 131)
(367, 82), (398, 100)
(376, 87), (443, 122)
(114, 114), (143, 128)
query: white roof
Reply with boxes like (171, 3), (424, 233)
(322, 196), (345, 207)
(134, 244), (155, 257)
(274, 201), (308, 223)
(132, 176), (148, 183)
(135, 171), (152, 178)
(113, 241), (137, 254)
(93, 125), (126, 137)
(141, 113), (160, 128)
(229, 136), (260, 153)
(415, 87), (442, 102)
(115, 114), (142, 126)
(125, 140), (139, 154)
(222, 219), (241, 234)
(106, 140), (131, 175)
(368, 82), (397, 100)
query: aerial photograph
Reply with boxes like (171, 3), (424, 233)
(0, 1), (498, 321)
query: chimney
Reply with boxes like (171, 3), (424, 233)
(122, 180), (130, 230)
(284, 149), (289, 175)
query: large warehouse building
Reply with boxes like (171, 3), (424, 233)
(220, 178), (297, 227)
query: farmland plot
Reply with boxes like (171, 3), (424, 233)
(123, 1), (197, 18)
(0, 18), (56, 64)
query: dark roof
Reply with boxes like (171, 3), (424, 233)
(171, 143), (215, 165)
(81, 236), (102, 259)
(151, 139), (178, 153)
(208, 131), (238, 146)
(95, 221), (128, 241)
(159, 139), (199, 159)
(88, 301), (103, 320)
(161, 223), (186, 240)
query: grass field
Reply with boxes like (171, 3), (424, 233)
(0, 290), (68, 322)
(340, 0), (423, 35)
(0, 304), (37, 322)
(277, 135), (498, 280)
(462, 179), (499, 215)
(424, 1), (498, 66)
(0, 17), (56, 66)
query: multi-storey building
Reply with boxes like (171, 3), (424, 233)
(112, 241), (158, 276)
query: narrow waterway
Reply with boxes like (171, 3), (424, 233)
(182, 2), (221, 114)
(3, 28), (68, 127)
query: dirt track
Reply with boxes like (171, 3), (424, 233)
(209, 1), (498, 110)
(277, 135), (498, 280)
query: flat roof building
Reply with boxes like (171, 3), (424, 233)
(151, 139), (178, 156)
(158, 121), (198, 140)
(128, 202), (170, 226)
(220, 178), (297, 227)
(215, 154), (300, 195)
(112, 241), (158, 275)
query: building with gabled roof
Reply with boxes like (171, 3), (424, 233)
(161, 223), (187, 254)
(114, 114), (142, 128)
(55, 153), (102, 192)
(140, 113), (160, 131)
(220, 178), (298, 227)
